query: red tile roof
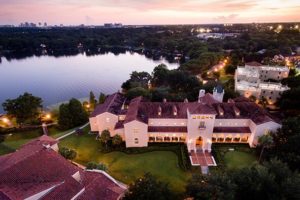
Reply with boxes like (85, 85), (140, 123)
(0, 136), (125, 200)
(91, 93), (126, 117)
(213, 102), (275, 125)
(148, 126), (187, 133)
(213, 127), (251, 133)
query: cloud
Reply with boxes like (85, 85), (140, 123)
(214, 14), (239, 21)
(0, 0), (299, 25)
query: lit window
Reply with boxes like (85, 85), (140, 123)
(106, 118), (110, 122)
(192, 116), (196, 119)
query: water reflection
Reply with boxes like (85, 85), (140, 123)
(0, 52), (178, 112)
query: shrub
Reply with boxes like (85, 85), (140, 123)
(86, 161), (107, 171)
(59, 147), (77, 160)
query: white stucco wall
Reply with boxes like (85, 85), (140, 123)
(248, 120), (281, 147)
(214, 119), (250, 127)
(124, 120), (148, 147)
(148, 118), (187, 126)
(114, 128), (125, 139)
(187, 111), (216, 152)
(90, 112), (118, 135)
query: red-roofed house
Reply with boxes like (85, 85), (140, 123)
(0, 136), (126, 200)
(90, 88), (281, 153)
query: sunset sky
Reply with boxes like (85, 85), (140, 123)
(0, 0), (299, 25)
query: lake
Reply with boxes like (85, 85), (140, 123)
(0, 52), (178, 112)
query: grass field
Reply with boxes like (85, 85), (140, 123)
(212, 144), (258, 170)
(0, 125), (85, 155)
(224, 151), (257, 170)
(59, 133), (191, 193)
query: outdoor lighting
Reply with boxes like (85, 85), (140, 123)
(86, 104), (90, 108)
(2, 117), (9, 123)
(45, 114), (51, 119)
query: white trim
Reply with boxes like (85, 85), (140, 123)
(56, 122), (90, 140)
(71, 188), (85, 200)
(189, 156), (200, 166)
(24, 182), (63, 200)
(86, 169), (127, 190)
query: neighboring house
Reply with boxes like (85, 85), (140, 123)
(90, 88), (281, 153)
(0, 135), (126, 200)
(235, 61), (290, 104)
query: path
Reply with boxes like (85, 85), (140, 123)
(56, 122), (90, 140)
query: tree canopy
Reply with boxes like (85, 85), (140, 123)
(123, 173), (174, 200)
(2, 92), (43, 124)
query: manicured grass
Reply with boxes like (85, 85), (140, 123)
(59, 133), (190, 193)
(212, 144), (258, 170)
(224, 151), (257, 170)
(0, 125), (87, 155)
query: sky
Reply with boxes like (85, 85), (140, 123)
(0, 0), (299, 25)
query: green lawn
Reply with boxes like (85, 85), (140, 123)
(224, 151), (257, 170)
(212, 144), (258, 170)
(0, 125), (86, 155)
(59, 133), (190, 193)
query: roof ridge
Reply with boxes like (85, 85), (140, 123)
(105, 93), (119, 112)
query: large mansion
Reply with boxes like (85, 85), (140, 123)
(235, 61), (289, 104)
(90, 88), (281, 153)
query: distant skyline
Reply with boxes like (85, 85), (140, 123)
(0, 0), (300, 25)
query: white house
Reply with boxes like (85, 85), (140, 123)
(235, 61), (290, 104)
(90, 88), (281, 153)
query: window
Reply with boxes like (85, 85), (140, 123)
(199, 121), (205, 129)
(106, 118), (110, 122)
(134, 138), (139, 144)
(133, 129), (139, 134)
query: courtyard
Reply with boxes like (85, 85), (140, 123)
(212, 144), (258, 170)
(58, 131), (191, 193)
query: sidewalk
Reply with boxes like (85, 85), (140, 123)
(56, 122), (90, 140)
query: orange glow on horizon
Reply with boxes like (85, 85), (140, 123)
(0, 0), (299, 25)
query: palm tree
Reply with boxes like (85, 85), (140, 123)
(258, 133), (274, 163)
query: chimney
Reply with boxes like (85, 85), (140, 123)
(163, 98), (167, 103)
(184, 98), (189, 103)
(198, 89), (206, 103)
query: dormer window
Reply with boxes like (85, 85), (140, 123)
(173, 105), (177, 116)
(158, 106), (162, 116)
(217, 105), (224, 116)
(233, 105), (240, 116)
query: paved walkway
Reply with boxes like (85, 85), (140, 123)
(190, 151), (216, 166)
(56, 122), (90, 140)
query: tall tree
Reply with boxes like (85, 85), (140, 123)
(98, 93), (106, 104)
(58, 98), (88, 130)
(89, 91), (96, 110)
(186, 173), (236, 200)
(2, 92), (43, 124)
(58, 103), (72, 130)
(258, 133), (274, 163)
(112, 134), (122, 146)
(68, 98), (88, 127)
(123, 173), (174, 200)
(99, 130), (111, 149)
